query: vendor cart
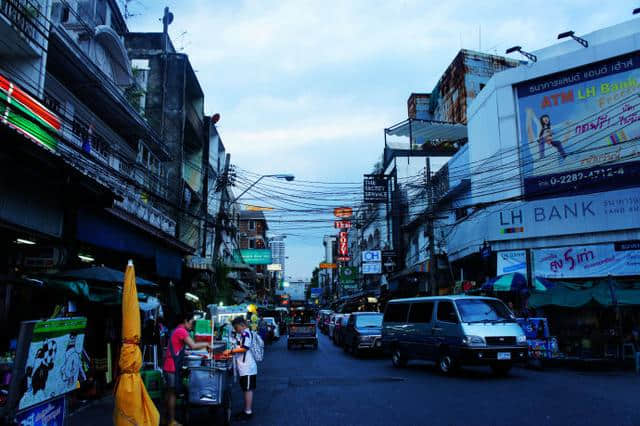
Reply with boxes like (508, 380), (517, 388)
(181, 345), (233, 425)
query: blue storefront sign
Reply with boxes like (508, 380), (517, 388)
(15, 396), (65, 426)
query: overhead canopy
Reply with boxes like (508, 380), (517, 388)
(385, 118), (467, 144)
(55, 266), (158, 287)
(528, 280), (640, 309)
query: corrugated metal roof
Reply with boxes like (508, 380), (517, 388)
(385, 118), (467, 143)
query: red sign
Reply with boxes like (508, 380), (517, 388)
(334, 207), (353, 218)
(338, 231), (348, 256)
(334, 220), (352, 229)
(337, 256), (351, 262)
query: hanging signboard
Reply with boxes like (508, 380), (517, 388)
(533, 243), (640, 278)
(336, 256), (351, 262)
(382, 250), (396, 272)
(362, 250), (382, 262)
(266, 263), (282, 271)
(515, 52), (640, 197)
(339, 266), (358, 283)
(497, 250), (528, 275)
(334, 220), (352, 229)
(338, 231), (348, 257)
(333, 207), (353, 218)
(363, 175), (388, 203)
(234, 249), (272, 265)
(319, 263), (337, 269)
(362, 262), (382, 274)
(15, 317), (87, 411)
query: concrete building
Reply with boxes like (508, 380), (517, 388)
(445, 18), (640, 286)
(268, 234), (286, 284)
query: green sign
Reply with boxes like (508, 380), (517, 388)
(234, 249), (273, 265)
(339, 266), (358, 283)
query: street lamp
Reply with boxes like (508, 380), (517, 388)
(557, 31), (588, 48)
(232, 173), (295, 202)
(505, 46), (537, 63)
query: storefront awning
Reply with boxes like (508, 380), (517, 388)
(528, 280), (640, 309)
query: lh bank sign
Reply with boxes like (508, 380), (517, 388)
(490, 187), (640, 240)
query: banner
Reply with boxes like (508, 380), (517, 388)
(497, 250), (527, 275)
(18, 318), (87, 410)
(533, 243), (640, 278)
(516, 52), (640, 196)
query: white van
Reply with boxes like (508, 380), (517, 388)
(381, 296), (527, 375)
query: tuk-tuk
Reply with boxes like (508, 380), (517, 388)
(287, 308), (318, 350)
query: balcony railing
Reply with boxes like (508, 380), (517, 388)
(0, 0), (48, 51)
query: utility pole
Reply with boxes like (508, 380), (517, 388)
(212, 153), (231, 268)
(426, 157), (437, 296)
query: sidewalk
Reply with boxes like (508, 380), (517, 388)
(68, 395), (117, 426)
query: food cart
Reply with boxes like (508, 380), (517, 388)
(1, 317), (87, 425)
(516, 317), (560, 365)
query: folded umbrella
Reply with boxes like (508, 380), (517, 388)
(113, 261), (159, 425)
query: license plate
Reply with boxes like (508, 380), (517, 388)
(497, 352), (511, 360)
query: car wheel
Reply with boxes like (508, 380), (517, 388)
(491, 362), (513, 376)
(391, 348), (407, 368)
(438, 351), (457, 375)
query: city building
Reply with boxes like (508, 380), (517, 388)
(268, 234), (286, 285)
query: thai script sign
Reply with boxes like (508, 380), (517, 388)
(338, 231), (348, 256)
(533, 243), (640, 278)
(516, 52), (640, 197)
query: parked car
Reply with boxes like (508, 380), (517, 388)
(318, 310), (333, 334)
(263, 317), (280, 340)
(328, 313), (344, 340)
(333, 314), (350, 346)
(381, 296), (527, 375)
(342, 312), (383, 355)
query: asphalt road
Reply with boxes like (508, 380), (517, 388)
(223, 332), (640, 426)
(70, 333), (640, 425)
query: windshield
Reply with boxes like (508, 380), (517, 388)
(455, 299), (515, 323)
(356, 314), (383, 327)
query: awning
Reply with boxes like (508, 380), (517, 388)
(55, 266), (158, 287)
(224, 262), (253, 271)
(386, 118), (467, 144)
(528, 280), (640, 308)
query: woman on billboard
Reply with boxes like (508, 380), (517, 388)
(526, 109), (569, 160)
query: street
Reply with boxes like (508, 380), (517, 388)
(108, 332), (638, 426)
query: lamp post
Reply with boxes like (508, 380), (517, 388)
(231, 174), (295, 203)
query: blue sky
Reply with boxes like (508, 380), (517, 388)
(128, 0), (637, 279)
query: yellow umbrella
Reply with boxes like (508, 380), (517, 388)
(114, 261), (160, 425)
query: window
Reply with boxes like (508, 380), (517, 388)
(249, 220), (256, 231)
(436, 301), (458, 323)
(456, 299), (514, 323)
(355, 314), (383, 327)
(383, 303), (409, 323)
(249, 238), (257, 249)
(408, 302), (434, 323)
(479, 83), (486, 91)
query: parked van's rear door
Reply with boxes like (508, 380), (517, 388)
(406, 301), (435, 360)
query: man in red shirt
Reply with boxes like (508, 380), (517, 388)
(163, 313), (211, 426)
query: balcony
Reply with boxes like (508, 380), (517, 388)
(114, 191), (176, 237)
(0, 0), (48, 55)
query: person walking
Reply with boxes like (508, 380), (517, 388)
(224, 317), (258, 421)
(163, 313), (211, 426)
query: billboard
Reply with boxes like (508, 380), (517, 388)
(363, 175), (388, 203)
(516, 52), (640, 197)
(533, 242), (640, 278)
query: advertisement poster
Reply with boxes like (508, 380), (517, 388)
(533, 243), (640, 278)
(516, 52), (640, 197)
(15, 396), (65, 426)
(18, 318), (87, 411)
(339, 266), (358, 283)
(497, 250), (527, 275)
